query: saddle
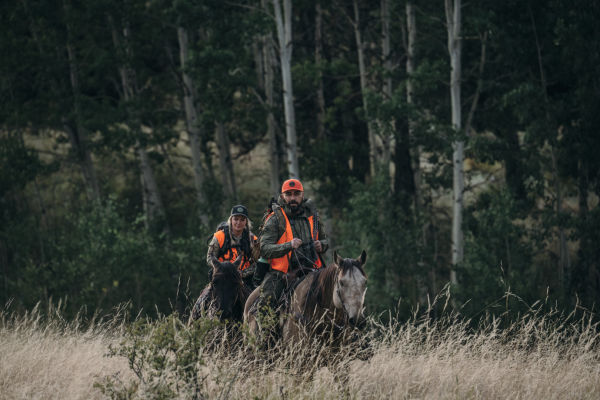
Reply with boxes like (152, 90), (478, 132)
(248, 265), (316, 316)
(283, 265), (315, 292)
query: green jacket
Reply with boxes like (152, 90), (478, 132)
(259, 197), (328, 268)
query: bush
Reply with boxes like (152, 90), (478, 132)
(96, 314), (226, 399)
(5, 200), (209, 320)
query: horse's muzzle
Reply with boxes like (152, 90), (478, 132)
(349, 315), (366, 329)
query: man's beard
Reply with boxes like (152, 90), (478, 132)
(288, 201), (300, 213)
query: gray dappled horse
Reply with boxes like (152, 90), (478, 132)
(282, 250), (368, 341)
(188, 256), (249, 324)
(244, 250), (368, 342)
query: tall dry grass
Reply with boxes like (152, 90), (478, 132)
(1, 300), (599, 399)
(0, 301), (132, 400)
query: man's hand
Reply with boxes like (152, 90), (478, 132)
(291, 238), (303, 249)
(313, 240), (322, 252)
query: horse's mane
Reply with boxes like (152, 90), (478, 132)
(212, 262), (248, 299)
(212, 262), (241, 282)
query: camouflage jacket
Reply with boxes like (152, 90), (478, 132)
(259, 197), (328, 268)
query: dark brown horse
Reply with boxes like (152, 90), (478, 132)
(188, 256), (249, 324)
(282, 250), (368, 342)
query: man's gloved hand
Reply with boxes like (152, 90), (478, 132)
(253, 258), (269, 288)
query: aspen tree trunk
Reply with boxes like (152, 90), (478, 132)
(263, 32), (280, 195)
(110, 18), (168, 231)
(64, 46), (101, 203)
(273, 0), (299, 178)
(25, 0), (101, 203)
(381, 0), (394, 171)
(352, 0), (377, 178)
(577, 164), (596, 301)
(252, 41), (264, 91)
(406, 1), (422, 210)
(445, 0), (462, 285)
(256, 0), (281, 194)
(177, 27), (209, 226)
(215, 122), (237, 201)
(138, 145), (166, 226)
(404, 0), (427, 305)
(315, 2), (326, 141)
(528, 7), (570, 290)
(61, 1), (101, 204)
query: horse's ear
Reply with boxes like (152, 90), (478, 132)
(334, 250), (343, 266)
(211, 255), (220, 271)
(232, 255), (243, 268)
(358, 250), (367, 266)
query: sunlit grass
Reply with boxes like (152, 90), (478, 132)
(1, 298), (599, 399)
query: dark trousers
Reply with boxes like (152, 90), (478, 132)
(257, 270), (286, 310)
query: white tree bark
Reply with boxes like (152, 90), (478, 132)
(137, 145), (166, 227)
(315, 2), (326, 141)
(352, 0), (377, 178)
(111, 19), (167, 231)
(177, 27), (209, 226)
(273, 0), (299, 178)
(529, 7), (570, 287)
(257, 0), (281, 194)
(215, 122), (237, 201)
(381, 0), (394, 170)
(264, 35), (281, 194)
(62, 1), (101, 204)
(446, 0), (463, 285)
(406, 1), (422, 209)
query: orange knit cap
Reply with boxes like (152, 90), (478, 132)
(281, 178), (304, 193)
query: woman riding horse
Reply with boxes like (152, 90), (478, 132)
(206, 204), (258, 289)
(189, 256), (249, 323)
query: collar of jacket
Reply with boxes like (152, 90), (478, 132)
(277, 197), (315, 217)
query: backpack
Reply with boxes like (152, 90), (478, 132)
(207, 221), (252, 262)
(206, 221), (229, 245)
(257, 197), (286, 240)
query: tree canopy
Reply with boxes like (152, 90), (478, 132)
(1, 0), (599, 321)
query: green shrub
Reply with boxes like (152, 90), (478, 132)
(96, 314), (228, 399)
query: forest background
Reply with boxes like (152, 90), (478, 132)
(2, 0), (599, 323)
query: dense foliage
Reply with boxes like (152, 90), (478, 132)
(1, 0), (599, 321)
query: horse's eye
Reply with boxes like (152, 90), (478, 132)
(340, 281), (344, 287)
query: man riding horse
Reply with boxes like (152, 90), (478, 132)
(254, 178), (329, 317)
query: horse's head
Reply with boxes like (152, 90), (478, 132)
(332, 250), (367, 326)
(210, 256), (244, 321)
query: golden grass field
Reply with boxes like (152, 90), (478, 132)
(1, 301), (599, 400)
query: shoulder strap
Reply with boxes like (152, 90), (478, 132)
(272, 204), (287, 237)
(217, 225), (233, 258)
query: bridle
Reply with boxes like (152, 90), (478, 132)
(210, 268), (244, 315)
(334, 261), (367, 327)
(332, 270), (350, 332)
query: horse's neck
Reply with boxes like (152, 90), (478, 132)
(317, 266), (337, 310)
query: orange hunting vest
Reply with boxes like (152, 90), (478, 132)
(214, 230), (257, 271)
(268, 209), (322, 274)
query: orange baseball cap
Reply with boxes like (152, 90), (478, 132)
(281, 178), (304, 193)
